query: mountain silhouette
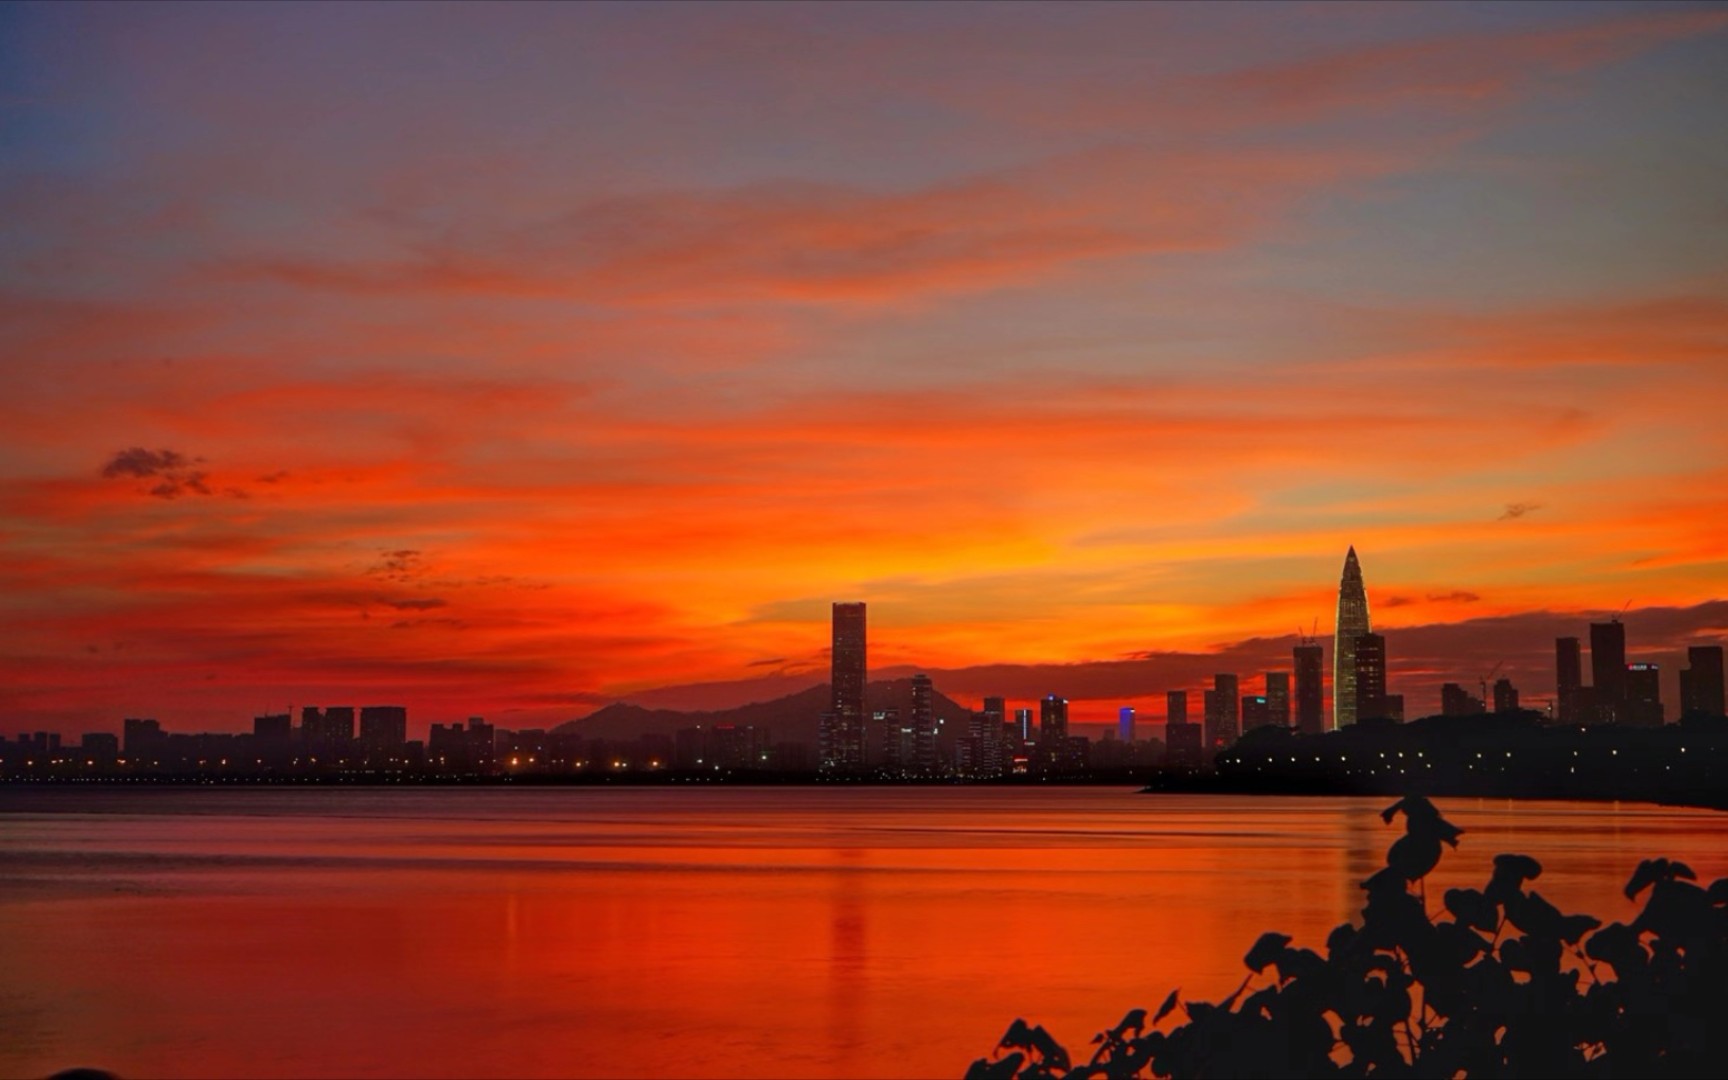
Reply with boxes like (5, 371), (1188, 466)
(553, 679), (977, 752)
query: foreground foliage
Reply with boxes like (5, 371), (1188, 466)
(968, 796), (1728, 1078)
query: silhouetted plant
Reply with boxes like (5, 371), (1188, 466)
(967, 796), (1728, 1078)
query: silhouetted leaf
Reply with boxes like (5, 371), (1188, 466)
(1109, 1008), (1146, 1039)
(1220, 972), (1253, 1010)
(1326, 922), (1358, 956)
(1444, 887), (1498, 932)
(965, 1052), (1024, 1080)
(1388, 832), (1442, 880)
(1558, 912), (1600, 945)
(976, 802), (1728, 1080)
(1624, 857), (1691, 900)
(1494, 852), (1543, 883)
(1584, 921), (1644, 974)
(1506, 889), (1563, 939)
(1152, 988), (1180, 1025)
(1244, 931), (1293, 973)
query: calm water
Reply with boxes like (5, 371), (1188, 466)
(3, 787), (1725, 1078)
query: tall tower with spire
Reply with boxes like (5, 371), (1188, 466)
(1334, 547), (1371, 730)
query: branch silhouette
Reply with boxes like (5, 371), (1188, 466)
(968, 795), (1728, 1078)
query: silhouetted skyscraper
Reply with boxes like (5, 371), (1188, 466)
(911, 673), (938, 775)
(1556, 637), (1583, 724)
(1265, 672), (1290, 728)
(359, 705), (408, 764)
(1205, 673), (1239, 748)
(302, 706), (355, 762)
(1591, 620), (1626, 723)
(253, 713), (292, 767)
(1035, 693), (1069, 774)
(1681, 646), (1725, 719)
(1038, 694), (1068, 744)
(1353, 632), (1386, 721)
(1493, 678), (1519, 714)
(1441, 683), (1485, 717)
(1241, 695), (1270, 731)
(1165, 690), (1187, 731)
(1625, 663), (1662, 727)
(982, 695), (1010, 773)
(821, 602), (868, 772)
(877, 706), (909, 772)
(123, 717), (163, 760)
(1334, 547), (1371, 729)
(1293, 644), (1324, 736)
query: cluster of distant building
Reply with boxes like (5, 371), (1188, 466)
(0, 707), (817, 780)
(815, 548), (1727, 778)
(5, 547), (1724, 782)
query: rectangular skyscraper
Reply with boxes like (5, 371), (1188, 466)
(1556, 637), (1582, 724)
(1241, 695), (1270, 731)
(1206, 673), (1239, 748)
(821, 602), (868, 772)
(1035, 694), (1069, 774)
(1265, 672), (1290, 728)
(359, 705), (408, 763)
(1164, 690), (1201, 767)
(1591, 621), (1627, 722)
(1117, 707), (1135, 743)
(1293, 644), (1324, 736)
(1681, 646), (1725, 719)
(1353, 633), (1386, 721)
(1038, 694), (1068, 744)
(1165, 690), (1187, 730)
(1624, 663), (1662, 727)
(1493, 678), (1518, 714)
(910, 673), (938, 775)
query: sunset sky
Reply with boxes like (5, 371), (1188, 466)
(3, 1), (1726, 734)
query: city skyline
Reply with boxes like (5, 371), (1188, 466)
(3, 3), (1727, 734)
(13, 563), (1725, 743)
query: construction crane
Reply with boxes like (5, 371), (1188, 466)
(1479, 660), (1504, 710)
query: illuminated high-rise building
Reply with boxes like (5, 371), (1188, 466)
(1117, 707), (1136, 743)
(1353, 632), (1386, 721)
(1205, 673), (1239, 748)
(1034, 693), (1069, 774)
(1241, 695), (1270, 731)
(1333, 547), (1371, 729)
(910, 673), (938, 775)
(1265, 672), (1290, 728)
(1293, 644), (1324, 735)
(1038, 694), (1068, 744)
(820, 602), (868, 772)
(359, 705), (408, 764)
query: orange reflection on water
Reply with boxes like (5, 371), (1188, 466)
(2, 788), (1725, 1077)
